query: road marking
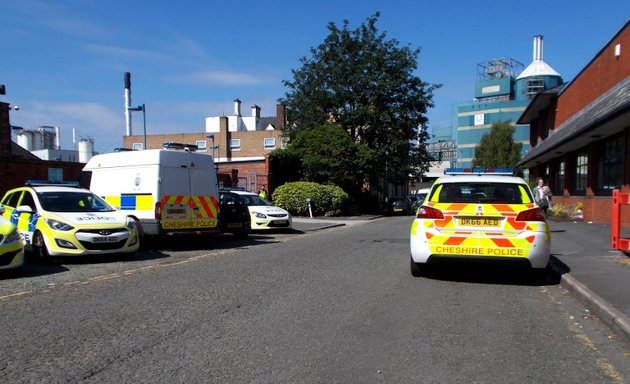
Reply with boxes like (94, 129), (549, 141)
(0, 250), (232, 302)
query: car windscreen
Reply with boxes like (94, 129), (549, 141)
(240, 194), (272, 206)
(37, 191), (115, 212)
(428, 182), (533, 204)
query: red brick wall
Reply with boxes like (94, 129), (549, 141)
(555, 23), (630, 126)
(0, 102), (85, 197)
(218, 160), (270, 192)
(0, 159), (85, 197)
(0, 102), (10, 158)
(552, 196), (630, 228)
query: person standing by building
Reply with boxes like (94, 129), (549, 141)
(258, 186), (268, 200)
(533, 178), (552, 214)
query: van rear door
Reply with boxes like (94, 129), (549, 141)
(159, 152), (219, 231)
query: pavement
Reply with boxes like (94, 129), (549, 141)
(292, 215), (630, 345)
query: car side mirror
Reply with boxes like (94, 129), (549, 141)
(0, 205), (4, 215)
(16, 205), (33, 214)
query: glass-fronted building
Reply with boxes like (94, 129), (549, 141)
(454, 36), (563, 167)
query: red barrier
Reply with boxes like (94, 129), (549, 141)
(611, 189), (630, 251)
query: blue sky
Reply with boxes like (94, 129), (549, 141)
(1, 0), (629, 153)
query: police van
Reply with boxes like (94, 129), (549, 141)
(80, 142), (247, 239)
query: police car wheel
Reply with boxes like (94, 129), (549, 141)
(410, 256), (424, 277)
(33, 232), (50, 260)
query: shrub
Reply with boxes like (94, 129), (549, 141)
(548, 202), (582, 220)
(272, 181), (349, 217)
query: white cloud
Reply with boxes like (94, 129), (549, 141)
(168, 70), (268, 86)
(82, 43), (173, 63)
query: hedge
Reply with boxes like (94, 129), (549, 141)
(272, 181), (349, 217)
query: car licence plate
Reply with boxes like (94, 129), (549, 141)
(459, 217), (500, 227)
(93, 236), (118, 243)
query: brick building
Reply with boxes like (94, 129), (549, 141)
(0, 101), (85, 197)
(123, 100), (286, 192)
(517, 20), (630, 227)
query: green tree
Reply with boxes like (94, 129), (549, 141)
(280, 12), (440, 187)
(272, 123), (374, 194)
(472, 121), (523, 168)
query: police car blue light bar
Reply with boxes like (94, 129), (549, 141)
(444, 167), (514, 175)
(25, 180), (80, 186)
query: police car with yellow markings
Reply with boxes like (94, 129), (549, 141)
(0, 206), (25, 269)
(410, 168), (550, 276)
(0, 183), (140, 259)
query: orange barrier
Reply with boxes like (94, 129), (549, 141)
(611, 189), (630, 251)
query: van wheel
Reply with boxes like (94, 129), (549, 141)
(32, 231), (50, 260)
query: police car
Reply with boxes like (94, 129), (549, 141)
(409, 168), (550, 276)
(0, 183), (140, 259)
(220, 190), (292, 230)
(0, 206), (25, 270)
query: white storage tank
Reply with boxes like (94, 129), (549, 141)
(16, 130), (33, 151)
(32, 131), (43, 150)
(78, 139), (94, 163)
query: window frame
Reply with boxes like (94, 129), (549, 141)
(230, 139), (241, 151)
(264, 137), (275, 150)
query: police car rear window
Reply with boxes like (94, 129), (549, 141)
(429, 182), (533, 204)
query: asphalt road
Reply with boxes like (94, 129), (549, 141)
(1, 217), (629, 383)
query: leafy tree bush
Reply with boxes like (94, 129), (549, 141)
(473, 121), (523, 168)
(272, 181), (349, 217)
(281, 12), (439, 191)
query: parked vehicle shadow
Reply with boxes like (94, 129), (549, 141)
(156, 233), (285, 252)
(0, 255), (69, 279)
(51, 250), (171, 265)
(417, 262), (561, 286)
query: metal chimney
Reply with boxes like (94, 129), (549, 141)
(533, 35), (543, 62)
(233, 98), (241, 116)
(124, 72), (132, 136)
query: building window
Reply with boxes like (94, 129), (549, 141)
(132, 143), (143, 151)
(576, 152), (588, 193)
(196, 140), (207, 152)
(264, 138), (275, 150)
(556, 161), (565, 195)
(230, 139), (241, 151)
(597, 135), (623, 195)
(526, 78), (544, 99)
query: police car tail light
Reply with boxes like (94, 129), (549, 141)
(515, 207), (546, 222)
(154, 202), (162, 220)
(416, 206), (444, 219)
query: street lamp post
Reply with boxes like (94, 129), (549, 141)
(206, 134), (221, 170)
(128, 104), (146, 149)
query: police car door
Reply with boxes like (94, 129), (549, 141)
(4, 191), (38, 250)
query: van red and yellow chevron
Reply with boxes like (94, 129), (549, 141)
(161, 195), (218, 218)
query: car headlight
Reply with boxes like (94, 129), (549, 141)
(43, 218), (74, 231)
(126, 217), (137, 230)
(6, 228), (20, 243)
(253, 212), (267, 219)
